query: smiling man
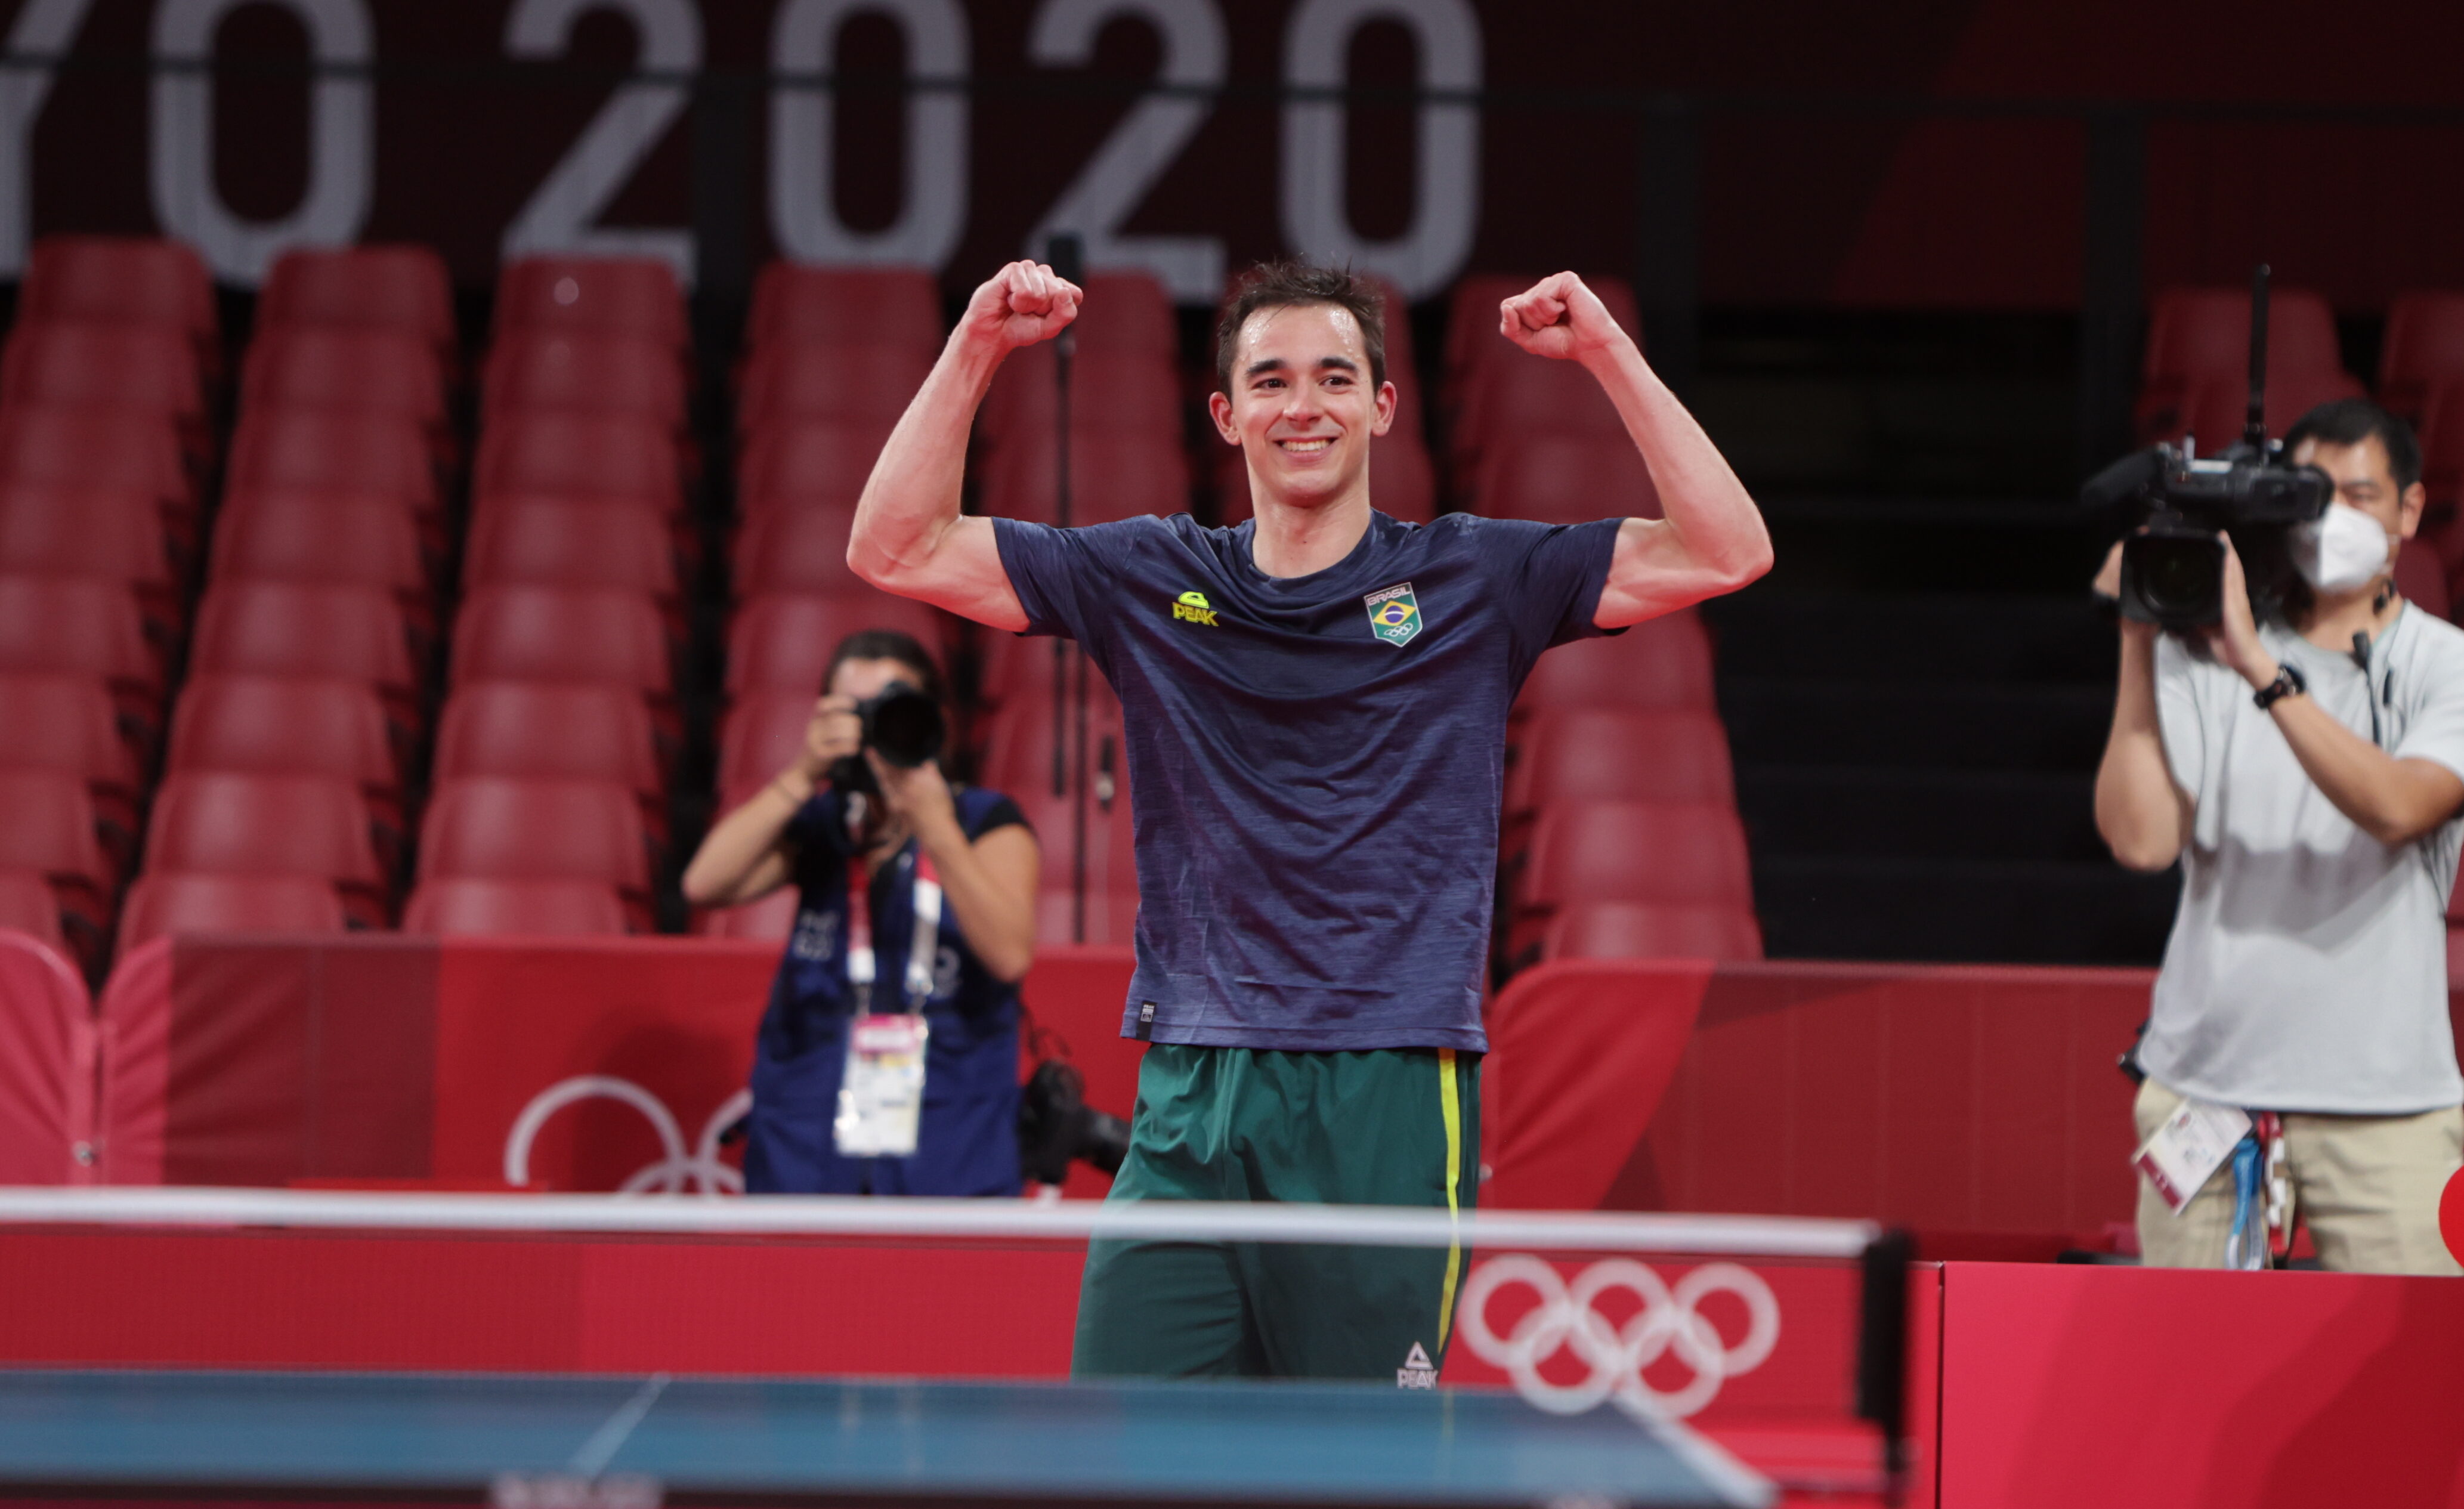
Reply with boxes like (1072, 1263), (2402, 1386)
(846, 258), (1772, 1379)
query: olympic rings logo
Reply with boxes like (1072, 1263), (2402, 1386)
(1455, 1256), (1780, 1420)
(503, 1077), (752, 1196)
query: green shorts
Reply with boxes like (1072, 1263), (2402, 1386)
(1070, 1042), (1480, 1381)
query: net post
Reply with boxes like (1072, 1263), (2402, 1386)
(1855, 1227), (1916, 1505)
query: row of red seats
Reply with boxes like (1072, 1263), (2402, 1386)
(0, 238), (220, 972)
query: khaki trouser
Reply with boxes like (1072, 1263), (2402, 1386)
(2134, 1077), (2464, 1275)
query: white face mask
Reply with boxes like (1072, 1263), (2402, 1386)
(2290, 503), (2392, 593)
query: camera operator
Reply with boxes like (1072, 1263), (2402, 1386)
(683, 629), (1038, 1196)
(2095, 398), (2464, 1273)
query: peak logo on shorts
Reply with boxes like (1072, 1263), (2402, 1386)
(1396, 1341), (1437, 1389)
(1171, 590), (1220, 627)
(1364, 582), (1422, 647)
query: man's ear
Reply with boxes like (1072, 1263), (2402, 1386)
(2400, 480), (2428, 540)
(1371, 380), (1396, 438)
(1208, 389), (1240, 445)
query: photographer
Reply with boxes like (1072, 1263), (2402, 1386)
(2095, 398), (2464, 1273)
(683, 629), (1038, 1196)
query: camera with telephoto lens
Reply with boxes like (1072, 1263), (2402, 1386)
(1016, 1057), (1131, 1186)
(826, 680), (945, 794)
(2081, 265), (2335, 629)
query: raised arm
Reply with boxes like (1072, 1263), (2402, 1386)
(847, 261), (1083, 632)
(1497, 273), (1773, 627)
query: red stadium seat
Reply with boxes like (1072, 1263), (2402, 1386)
(1505, 707), (1736, 839)
(1512, 610), (1716, 718)
(190, 582), (419, 711)
(0, 405), (191, 520)
(22, 236), (217, 366)
(978, 348), (1182, 449)
(227, 411), (439, 517)
(731, 503), (863, 597)
(418, 778), (652, 908)
(694, 888), (800, 941)
(737, 420), (895, 512)
(484, 332), (688, 431)
(434, 682), (664, 831)
(1068, 271), (1176, 356)
(978, 432), (1191, 524)
(748, 263), (943, 350)
(2136, 285), (2352, 446)
(0, 673), (139, 864)
(1453, 360), (1629, 475)
(463, 499), (677, 604)
(258, 245), (456, 356)
(475, 414), (684, 511)
(1445, 274), (1638, 391)
(1214, 433), (1437, 527)
(0, 769), (116, 929)
(116, 873), (348, 956)
(1538, 901), (1763, 964)
(2162, 367), (2369, 454)
(1511, 799), (1755, 960)
(2380, 292), (2464, 422)
(2, 322), (205, 432)
(2392, 537), (2451, 621)
(450, 586), (672, 698)
(241, 328), (449, 438)
(1470, 434), (1659, 523)
(210, 491), (431, 602)
(0, 481), (178, 610)
(717, 689), (818, 802)
(144, 772), (390, 923)
(403, 877), (630, 938)
(737, 342), (937, 433)
(0, 869), (69, 961)
(166, 676), (401, 827)
(497, 256), (687, 351)
(977, 685), (1127, 802)
(0, 576), (160, 708)
(725, 592), (955, 697)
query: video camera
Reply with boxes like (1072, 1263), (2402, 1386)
(826, 680), (946, 794)
(2082, 265), (2334, 629)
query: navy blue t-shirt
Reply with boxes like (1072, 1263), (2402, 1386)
(742, 784), (1028, 1196)
(994, 509), (1622, 1053)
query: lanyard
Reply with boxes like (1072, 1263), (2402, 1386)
(844, 847), (944, 1016)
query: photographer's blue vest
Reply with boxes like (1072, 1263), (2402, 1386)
(741, 786), (1027, 1196)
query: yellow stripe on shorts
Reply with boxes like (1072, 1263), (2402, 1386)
(1436, 1047), (1463, 1347)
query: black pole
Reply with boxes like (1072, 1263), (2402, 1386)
(1854, 1228), (1916, 1504)
(1634, 97), (1702, 402)
(2245, 262), (2272, 452)
(1045, 233), (1087, 944)
(2077, 109), (2145, 475)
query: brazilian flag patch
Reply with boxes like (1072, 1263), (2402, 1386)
(1363, 582), (1422, 647)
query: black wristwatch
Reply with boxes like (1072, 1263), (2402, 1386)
(2253, 661), (2307, 709)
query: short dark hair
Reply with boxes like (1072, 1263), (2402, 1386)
(821, 629), (943, 703)
(2284, 397), (2422, 493)
(1214, 260), (1387, 395)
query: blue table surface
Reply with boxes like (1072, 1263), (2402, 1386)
(0, 1369), (1767, 1507)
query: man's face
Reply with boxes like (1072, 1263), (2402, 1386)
(2290, 434), (2425, 544)
(1208, 302), (1396, 511)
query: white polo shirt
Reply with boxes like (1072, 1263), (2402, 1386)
(2148, 605), (2464, 1114)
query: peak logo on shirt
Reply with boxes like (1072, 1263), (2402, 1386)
(1364, 582), (1422, 646)
(1172, 590), (1220, 627)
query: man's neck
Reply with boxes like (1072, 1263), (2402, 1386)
(2296, 576), (2402, 653)
(1248, 480), (1373, 579)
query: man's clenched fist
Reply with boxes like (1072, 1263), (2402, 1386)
(1499, 271), (1631, 364)
(958, 259), (1084, 355)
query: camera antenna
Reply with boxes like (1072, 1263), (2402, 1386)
(2245, 262), (2271, 453)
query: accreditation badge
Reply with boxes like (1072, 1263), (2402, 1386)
(833, 1013), (930, 1158)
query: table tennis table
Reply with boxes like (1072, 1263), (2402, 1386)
(0, 1368), (1773, 1508)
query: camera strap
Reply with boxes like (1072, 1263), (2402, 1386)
(843, 848), (944, 1018)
